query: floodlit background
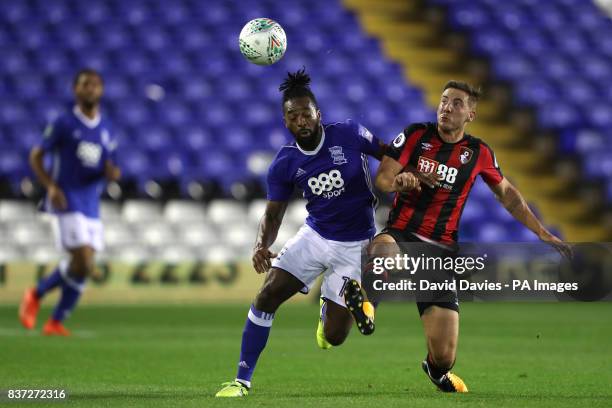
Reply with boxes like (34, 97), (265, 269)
(0, 0), (611, 299)
(1, 1), (611, 407)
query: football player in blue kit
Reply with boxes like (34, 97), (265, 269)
(216, 68), (384, 397)
(19, 69), (120, 336)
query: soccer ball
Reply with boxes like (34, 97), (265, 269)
(239, 18), (287, 66)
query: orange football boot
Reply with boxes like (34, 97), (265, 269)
(42, 319), (71, 336)
(19, 288), (40, 329)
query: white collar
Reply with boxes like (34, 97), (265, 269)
(296, 127), (325, 156)
(73, 105), (101, 129)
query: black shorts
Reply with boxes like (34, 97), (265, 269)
(379, 228), (460, 317)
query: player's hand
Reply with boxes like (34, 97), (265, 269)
(252, 247), (278, 274)
(392, 172), (421, 192)
(104, 160), (121, 181)
(414, 171), (440, 189)
(541, 233), (573, 260)
(48, 184), (67, 210)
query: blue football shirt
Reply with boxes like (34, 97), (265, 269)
(40, 106), (117, 219)
(267, 120), (380, 242)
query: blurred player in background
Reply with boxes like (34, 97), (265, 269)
(19, 69), (120, 336)
(216, 68), (384, 397)
(366, 81), (567, 392)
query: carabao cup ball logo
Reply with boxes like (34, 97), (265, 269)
(239, 18), (287, 66)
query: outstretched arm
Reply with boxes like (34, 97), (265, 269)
(252, 201), (289, 274)
(375, 156), (438, 193)
(489, 178), (570, 256)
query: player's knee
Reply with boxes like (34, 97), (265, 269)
(253, 285), (282, 313)
(69, 256), (94, 278)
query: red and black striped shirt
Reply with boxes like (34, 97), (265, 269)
(385, 122), (503, 244)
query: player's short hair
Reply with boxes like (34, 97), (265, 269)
(279, 67), (318, 108)
(73, 68), (103, 87)
(443, 80), (481, 106)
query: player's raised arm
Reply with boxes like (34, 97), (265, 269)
(374, 156), (437, 193)
(489, 178), (570, 255)
(375, 156), (410, 193)
(252, 201), (288, 274)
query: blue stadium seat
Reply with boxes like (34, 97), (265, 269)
(492, 54), (534, 81)
(0, 0), (584, 229)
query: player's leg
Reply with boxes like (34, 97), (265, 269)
(42, 245), (95, 336)
(216, 267), (304, 397)
(420, 304), (468, 392)
(217, 225), (325, 397)
(319, 238), (372, 344)
(319, 297), (352, 346)
(19, 213), (98, 331)
(344, 233), (399, 335)
(44, 213), (101, 335)
(18, 259), (69, 329)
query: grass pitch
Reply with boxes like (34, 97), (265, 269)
(1, 302), (611, 407)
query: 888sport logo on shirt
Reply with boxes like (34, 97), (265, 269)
(307, 169), (345, 198)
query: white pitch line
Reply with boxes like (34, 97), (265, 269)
(0, 328), (97, 338)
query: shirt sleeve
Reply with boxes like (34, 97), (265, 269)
(351, 121), (381, 157)
(266, 155), (293, 201)
(102, 127), (119, 163)
(479, 142), (504, 186)
(40, 118), (64, 152)
(384, 123), (427, 167)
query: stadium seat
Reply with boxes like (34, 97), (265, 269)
(205, 245), (235, 262)
(100, 201), (122, 222)
(0, 245), (23, 261)
(27, 244), (59, 263)
(0, 0), (581, 247)
(439, 0), (612, 205)
(164, 200), (207, 223)
(114, 245), (153, 263)
(0, 200), (36, 221)
(122, 200), (163, 223)
(285, 200), (308, 226)
(247, 199), (268, 225)
(176, 221), (218, 247)
(104, 221), (137, 248)
(137, 222), (177, 247)
(13, 221), (52, 246)
(207, 200), (248, 225)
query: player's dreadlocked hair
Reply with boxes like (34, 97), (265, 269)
(279, 67), (318, 108)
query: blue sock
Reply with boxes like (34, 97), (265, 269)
(235, 305), (275, 388)
(51, 272), (86, 322)
(35, 261), (68, 298)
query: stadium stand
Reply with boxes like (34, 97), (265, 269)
(345, 0), (612, 240)
(2, 0), (609, 263)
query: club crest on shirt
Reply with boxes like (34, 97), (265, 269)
(459, 146), (473, 164)
(392, 132), (405, 148)
(329, 146), (347, 165)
